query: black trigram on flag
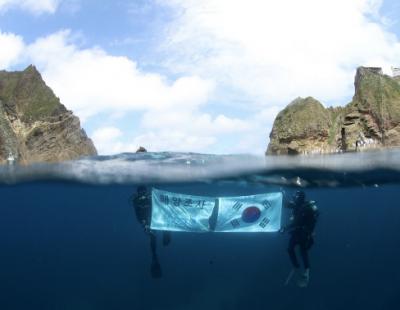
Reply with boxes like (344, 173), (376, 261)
(259, 217), (270, 228)
(232, 202), (243, 211)
(262, 199), (272, 210)
(230, 219), (240, 228)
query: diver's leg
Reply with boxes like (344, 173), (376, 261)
(149, 231), (157, 259)
(297, 239), (310, 287)
(299, 239), (310, 270)
(149, 231), (162, 278)
(288, 235), (300, 269)
(162, 231), (171, 246)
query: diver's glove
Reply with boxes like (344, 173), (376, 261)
(143, 221), (151, 233)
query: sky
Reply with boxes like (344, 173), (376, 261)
(1, 0), (400, 155)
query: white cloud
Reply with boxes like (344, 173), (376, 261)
(0, 0), (60, 14)
(27, 30), (215, 121)
(92, 126), (122, 142)
(24, 30), (244, 154)
(132, 131), (216, 153)
(0, 31), (24, 69)
(90, 110), (254, 154)
(140, 110), (252, 135)
(91, 127), (124, 155)
(160, 0), (400, 106)
(0, 28), (257, 155)
(134, 111), (254, 153)
(128, 0), (400, 154)
(91, 126), (218, 154)
(3, 0), (400, 155)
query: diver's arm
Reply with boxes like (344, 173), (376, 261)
(280, 214), (296, 233)
(281, 189), (289, 205)
(285, 200), (296, 209)
(133, 195), (151, 226)
(303, 203), (319, 234)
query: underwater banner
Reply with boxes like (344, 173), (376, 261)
(214, 192), (282, 232)
(151, 189), (282, 233)
(151, 188), (216, 232)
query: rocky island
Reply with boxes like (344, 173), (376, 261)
(267, 67), (400, 155)
(0, 65), (97, 164)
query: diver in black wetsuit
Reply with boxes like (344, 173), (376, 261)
(281, 190), (319, 286)
(132, 186), (171, 279)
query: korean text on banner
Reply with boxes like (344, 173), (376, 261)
(151, 189), (216, 232)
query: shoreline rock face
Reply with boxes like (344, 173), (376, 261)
(267, 67), (400, 155)
(0, 65), (97, 164)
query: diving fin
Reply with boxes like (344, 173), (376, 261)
(284, 268), (297, 286)
(297, 269), (310, 288)
(162, 231), (171, 247)
(284, 268), (298, 286)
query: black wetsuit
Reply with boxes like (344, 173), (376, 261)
(286, 201), (319, 269)
(133, 193), (152, 227)
(132, 190), (171, 277)
(132, 192), (158, 260)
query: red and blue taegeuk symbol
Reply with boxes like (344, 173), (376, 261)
(241, 206), (261, 223)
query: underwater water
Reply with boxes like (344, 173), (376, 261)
(0, 151), (399, 310)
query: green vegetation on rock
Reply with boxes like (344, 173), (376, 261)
(0, 65), (97, 164)
(267, 67), (400, 155)
(0, 65), (63, 123)
(267, 97), (332, 155)
(271, 97), (330, 140)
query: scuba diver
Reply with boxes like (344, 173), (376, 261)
(131, 186), (171, 279)
(281, 190), (319, 287)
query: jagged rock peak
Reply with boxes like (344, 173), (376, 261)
(0, 65), (97, 164)
(24, 64), (40, 73)
(267, 66), (400, 155)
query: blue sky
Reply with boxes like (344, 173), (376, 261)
(1, 0), (400, 154)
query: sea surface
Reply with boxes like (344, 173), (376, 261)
(0, 150), (399, 310)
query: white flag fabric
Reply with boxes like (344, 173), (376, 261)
(150, 189), (282, 233)
(151, 189), (216, 232)
(215, 192), (282, 232)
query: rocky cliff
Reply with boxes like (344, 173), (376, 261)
(0, 65), (97, 164)
(267, 67), (400, 155)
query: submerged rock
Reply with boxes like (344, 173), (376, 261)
(0, 65), (97, 164)
(267, 67), (400, 155)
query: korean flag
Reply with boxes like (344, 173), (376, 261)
(215, 192), (282, 232)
